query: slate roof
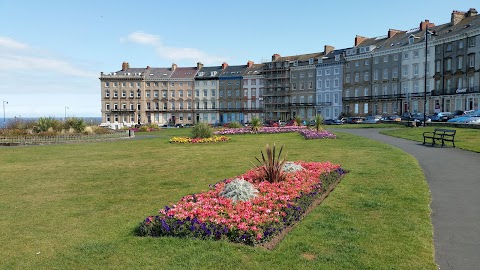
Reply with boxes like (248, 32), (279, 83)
(170, 67), (198, 79)
(219, 65), (248, 78)
(195, 66), (223, 79)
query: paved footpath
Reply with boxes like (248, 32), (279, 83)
(337, 128), (480, 270)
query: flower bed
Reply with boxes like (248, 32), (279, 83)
(299, 129), (337, 139)
(214, 126), (336, 140)
(214, 126), (307, 135)
(169, 136), (230, 144)
(138, 161), (347, 247)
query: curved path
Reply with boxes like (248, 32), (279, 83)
(337, 128), (480, 270)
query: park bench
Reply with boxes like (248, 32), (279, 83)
(423, 128), (456, 147)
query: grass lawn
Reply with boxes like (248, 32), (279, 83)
(380, 126), (480, 153)
(0, 128), (436, 269)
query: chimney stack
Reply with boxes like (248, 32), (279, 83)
(171, 63), (177, 71)
(324, 45), (335, 54)
(419, 20), (435, 31)
(354, 35), (368, 47)
(272, 54), (281, 61)
(388, 29), (401, 38)
(247, 60), (254, 67)
(197, 62), (204, 70)
(451, 10), (466, 25)
(467, 8), (478, 17)
(121, 62), (129, 71)
(221, 62), (228, 70)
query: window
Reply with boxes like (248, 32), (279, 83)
(171, 91), (175, 98)
(457, 56), (463, 70)
(203, 102), (208, 109)
(383, 85), (388, 96)
(394, 54), (399, 61)
(211, 90), (216, 97)
(154, 90), (159, 98)
(308, 72), (313, 77)
(203, 90), (208, 97)
(292, 73), (297, 78)
(355, 61), (359, 67)
(121, 82), (126, 87)
(170, 102), (175, 110)
(364, 72), (369, 81)
(300, 73), (305, 78)
(364, 103), (368, 114)
(374, 57), (379, 64)
(211, 101), (216, 109)
(137, 104), (141, 110)
(325, 69), (331, 75)
(413, 64), (419, 76)
(383, 56), (388, 62)
(121, 91), (126, 98)
(402, 66), (408, 77)
(317, 70), (322, 76)
(171, 82), (175, 87)
(163, 103), (167, 110)
(195, 90), (200, 97)
(325, 79), (330, 89)
(446, 58), (452, 71)
(105, 82), (110, 87)
(334, 93), (339, 104)
(469, 54), (475, 67)
(252, 89), (256, 96)
(203, 81), (207, 86)
(334, 78), (339, 88)
(292, 83), (297, 90)
(308, 81), (313, 89)
(446, 43), (452, 52)
(374, 70), (379, 80)
(105, 90), (110, 98)
(130, 104), (134, 110)
(227, 90), (231, 96)
(468, 37), (475, 47)
(436, 60), (441, 72)
(414, 82), (419, 93)
(162, 90), (167, 98)
(113, 91), (118, 98)
(355, 73), (359, 82)
(130, 91), (134, 98)
(364, 87), (368, 97)
(354, 88), (359, 97)
(235, 90), (240, 97)
(346, 74), (350, 83)
(334, 68), (339, 74)
(383, 69), (388, 79)
(179, 90), (183, 98)
(145, 91), (150, 98)
(187, 90), (192, 97)
(195, 81), (199, 86)
(457, 77), (463, 89)
(403, 52), (409, 60)
(364, 59), (369, 66)
(392, 68), (398, 79)
(105, 103), (110, 111)
(129, 82), (133, 87)
(300, 82), (305, 90)
(413, 50), (419, 58)
(137, 90), (141, 98)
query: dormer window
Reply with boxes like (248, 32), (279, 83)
(309, 58), (314, 64)
(335, 55), (340, 61)
(198, 72), (204, 76)
(293, 60), (298, 67)
(408, 34), (416, 45)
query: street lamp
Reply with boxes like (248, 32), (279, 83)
(424, 26), (437, 126)
(3, 100), (8, 129)
(65, 106), (69, 120)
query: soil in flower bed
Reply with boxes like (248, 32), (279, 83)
(137, 162), (348, 249)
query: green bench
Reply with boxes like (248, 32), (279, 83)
(423, 128), (456, 147)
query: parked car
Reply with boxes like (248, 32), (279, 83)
(402, 112), (431, 123)
(380, 115), (401, 122)
(175, 123), (184, 128)
(324, 119), (343, 125)
(430, 112), (454, 122)
(346, 117), (364, 124)
(362, 115), (382, 124)
(447, 110), (480, 123)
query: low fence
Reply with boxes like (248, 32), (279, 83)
(0, 130), (131, 146)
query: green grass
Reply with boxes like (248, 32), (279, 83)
(380, 126), (480, 153)
(0, 129), (436, 269)
(326, 123), (405, 129)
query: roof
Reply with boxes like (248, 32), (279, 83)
(170, 67), (198, 79)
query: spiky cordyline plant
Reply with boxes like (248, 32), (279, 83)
(250, 116), (262, 133)
(254, 143), (287, 183)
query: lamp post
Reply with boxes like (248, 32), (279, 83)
(65, 106), (69, 121)
(3, 100), (8, 129)
(423, 26), (436, 126)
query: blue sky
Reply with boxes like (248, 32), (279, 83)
(0, 0), (476, 117)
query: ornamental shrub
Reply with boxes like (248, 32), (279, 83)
(251, 117), (262, 133)
(294, 115), (302, 126)
(219, 178), (259, 203)
(314, 114), (324, 132)
(254, 143), (287, 183)
(64, 117), (86, 133)
(191, 122), (213, 138)
(36, 117), (61, 133)
(228, 121), (242, 128)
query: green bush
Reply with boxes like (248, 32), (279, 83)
(191, 122), (213, 138)
(36, 117), (61, 133)
(251, 117), (262, 133)
(314, 114), (324, 132)
(64, 117), (86, 133)
(228, 121), (242, 128)
(294, 115), (302, 126)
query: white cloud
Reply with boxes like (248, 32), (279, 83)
(0, 36), (97, 78)
(0, 37), (30, 50)
(125, 31), (228, 65)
